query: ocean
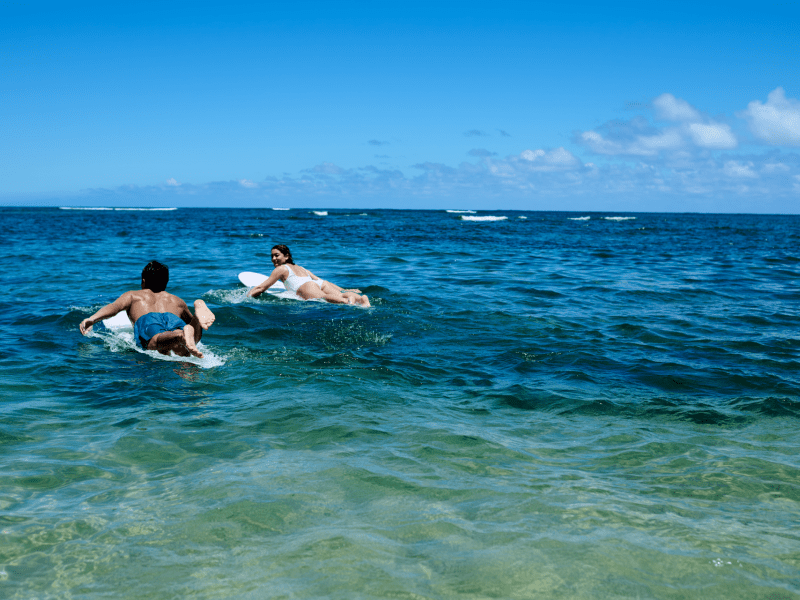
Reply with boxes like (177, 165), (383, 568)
(1, 207), (798, 599)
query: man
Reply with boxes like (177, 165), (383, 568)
(79, 261), (215, 358)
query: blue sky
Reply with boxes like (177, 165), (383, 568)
(2, 1), (799, 211)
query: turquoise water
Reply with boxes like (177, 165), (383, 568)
(1, 207), (798, 599)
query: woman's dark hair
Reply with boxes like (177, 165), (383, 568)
(272, 244), (295, 264)
(141, 260), (169, 292)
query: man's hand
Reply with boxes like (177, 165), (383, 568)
(79, 319), (93, 335)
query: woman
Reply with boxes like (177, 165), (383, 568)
(247, 244), (370, 307)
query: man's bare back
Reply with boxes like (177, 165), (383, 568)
(79, 261), (215, 358)
(123, 289), (192, 324)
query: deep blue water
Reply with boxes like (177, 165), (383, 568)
(1, 207), (799, 599)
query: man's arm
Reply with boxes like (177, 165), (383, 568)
(79, 292), (134, 335)
(178, 299), (193, 325)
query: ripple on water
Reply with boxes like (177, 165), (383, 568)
(3, 209), (800, 599)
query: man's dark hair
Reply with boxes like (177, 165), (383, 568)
(142, 260), (169, 293)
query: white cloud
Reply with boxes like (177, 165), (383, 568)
(740, 87), (800, 145)
(762, 162), (790, 174)
(580, 131), (626, 155)
(518, 147), (581, 170)
(580, 128), (683, 156)
(585, 123), (736, 154)
(48, 92), (799, 212)
(579, 92), (738, 156)
(520, 149), (544, 161)
(686, 123), (737, 149)
(75, 147), (800, 213)
(653, 93), (701, 122)
(636, 129), (685, 153)
(723, 160), (758, 178)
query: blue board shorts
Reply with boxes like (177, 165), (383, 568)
(134, 312), (186, 349)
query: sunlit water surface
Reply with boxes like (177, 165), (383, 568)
(1, 208), (798, 599)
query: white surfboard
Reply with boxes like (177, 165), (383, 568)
(102, 312), (133, 329)
(238, 271), (286, 291)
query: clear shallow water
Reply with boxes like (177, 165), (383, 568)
(1, 207), (799, 599)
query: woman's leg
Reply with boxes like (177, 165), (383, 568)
(299, 282), (369, 306)
(341, 291), (370, 307)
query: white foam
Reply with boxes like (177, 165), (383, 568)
(114, 207), (177, 211)
(460, 215), (508, 222)
(604, 216), (636, 221)
(207, 287), (298, 304)
(569, 216), (591, 221)
(88, 328), (225, 368)
(272, 207), (290, 210)
(270, 290), (302, 300)
(205, 288), (252, 304)
(312, 211), (328, 216)
(518, 216), (527, 220)
(59, 207), (113, 211)
(59, 207), (177, 211)
(446, 210), (476, 213)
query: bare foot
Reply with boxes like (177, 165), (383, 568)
(183, 324), (203, 358)
(149, 330), (191, 356)
(167, 342), (191, 357)
(360, 295), (371, 308)
(193, 300), (215, 330)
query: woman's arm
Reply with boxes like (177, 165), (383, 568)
(247, 268), (284, 298)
